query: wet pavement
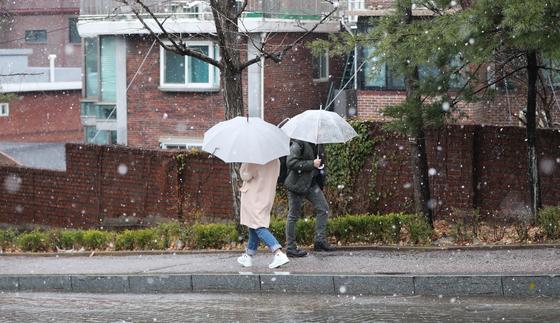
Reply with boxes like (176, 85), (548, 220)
(1, 292), (560, 322)
(2, 248), (560, 275)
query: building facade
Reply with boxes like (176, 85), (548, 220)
(77, 0), (342, 148)
(0, 0), (83, 143)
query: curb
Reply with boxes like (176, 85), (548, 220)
(2, 243), (560, 257)
(1, 273), (559, 297)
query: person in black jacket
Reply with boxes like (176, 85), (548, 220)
(283, 140), (335, 257)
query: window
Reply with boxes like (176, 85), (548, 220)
(25, 30), (47, 43)
(159, 138), (202, 150)
(100, 36), (117, 102)
(160, 41), (220, 90)
(313, 50), (329, 81)
(85, 126), (117, 145)
(80, 101), (96, 117)
(96, 104), (116, 120)
(361, 46), (405, 90)
(0, 103), (8, 117)
(84, 38), (99, 98)
(69, 18), (81, 44)
(361, 46), (466, 90)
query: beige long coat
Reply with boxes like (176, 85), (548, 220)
(239, 159), (280, 229)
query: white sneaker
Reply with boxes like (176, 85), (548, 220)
(268, 251), (290, 269)
(237, 253), (252, 267)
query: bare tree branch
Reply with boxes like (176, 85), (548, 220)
(119, 0), (222, 69)
(119, 0), (338, 72)
(469, 65), (526, 97)
(239, 2), (339, 70)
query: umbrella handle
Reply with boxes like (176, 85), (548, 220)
(316, 153), (324, 169)
(277, 117), (290, 128)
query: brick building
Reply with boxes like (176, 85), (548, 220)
(0, 0), (83, 143)
(77, 0), (342, 148)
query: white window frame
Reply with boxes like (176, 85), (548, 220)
(159, 137), (203, 150)
(159, 40), (220, 91)
(313, 49), (329, 82)
(0, 103), (9, 117)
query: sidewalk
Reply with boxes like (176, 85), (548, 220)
(1, 246), (560, 297)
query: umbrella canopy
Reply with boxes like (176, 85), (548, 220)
(202, 116), (290, 165)
(280, 109), (358, 144)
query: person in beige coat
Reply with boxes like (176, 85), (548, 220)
(237, 159), (289, 269)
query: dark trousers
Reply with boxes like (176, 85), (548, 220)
(286, 184), (329, 250)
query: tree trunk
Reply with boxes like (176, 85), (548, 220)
(402, 3), (433, 227)
(526, 50), (542, 218)
(211, 0), (245, 228)
(410, 126), (433, 226)
(223, 68), (244, 230)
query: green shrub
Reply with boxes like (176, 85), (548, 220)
(269, 218), (286, 242)
(295, 217), (315, 245)
(115, 229), (161, 250)
(82, 230), (111, 250)
(402, 214), (432, 244)
(61, 230), (84, 249)
(115, 230), (135, 250)
(17, 230), (49, 252)
(0, 229), (17, 250)
(192, 223), (237, 249)
(47, 229), (84, 250)
(134, 228), (161, 250)
(155, 221), (185, 248)
(269, 217), (315, 246)
(328, 213), (402, 244)
(538, 206), (560, 239)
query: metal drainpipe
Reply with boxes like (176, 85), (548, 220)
(48, 54), (56, 82)
(260, 32), (266, 119)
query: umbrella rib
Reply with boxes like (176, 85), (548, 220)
(315, 111), (321, 145)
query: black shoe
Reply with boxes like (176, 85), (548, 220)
(286, 248), (308, 258)
(314, 241), (336, 252)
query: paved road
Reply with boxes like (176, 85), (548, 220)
(2, 248), (560, 275)
(1, 292), (560, 322)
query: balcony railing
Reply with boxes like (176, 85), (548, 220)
(80, 0), (341, 20)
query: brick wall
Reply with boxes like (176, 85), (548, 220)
(355, 123), (560, 218)
(356, 90), (405, 120)
(180, 156), (232, 222)
(0, 90), (82, 142)
(355, 89), (560, 127)
(3, 124), (559, 228)
(0, 144), (233, 228)
(263, 34), (344, 126)
(125, 35), (225, 148)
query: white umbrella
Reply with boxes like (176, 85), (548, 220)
(202, 116), (290, 165)
(280, 109), (358, 144)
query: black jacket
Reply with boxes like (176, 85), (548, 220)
(284, 140), (324, 194)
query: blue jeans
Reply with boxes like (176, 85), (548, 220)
(245, 227), (282, 256)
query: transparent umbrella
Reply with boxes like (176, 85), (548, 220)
(202, 116), (290, 165)
(280, 109), (358, 144)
